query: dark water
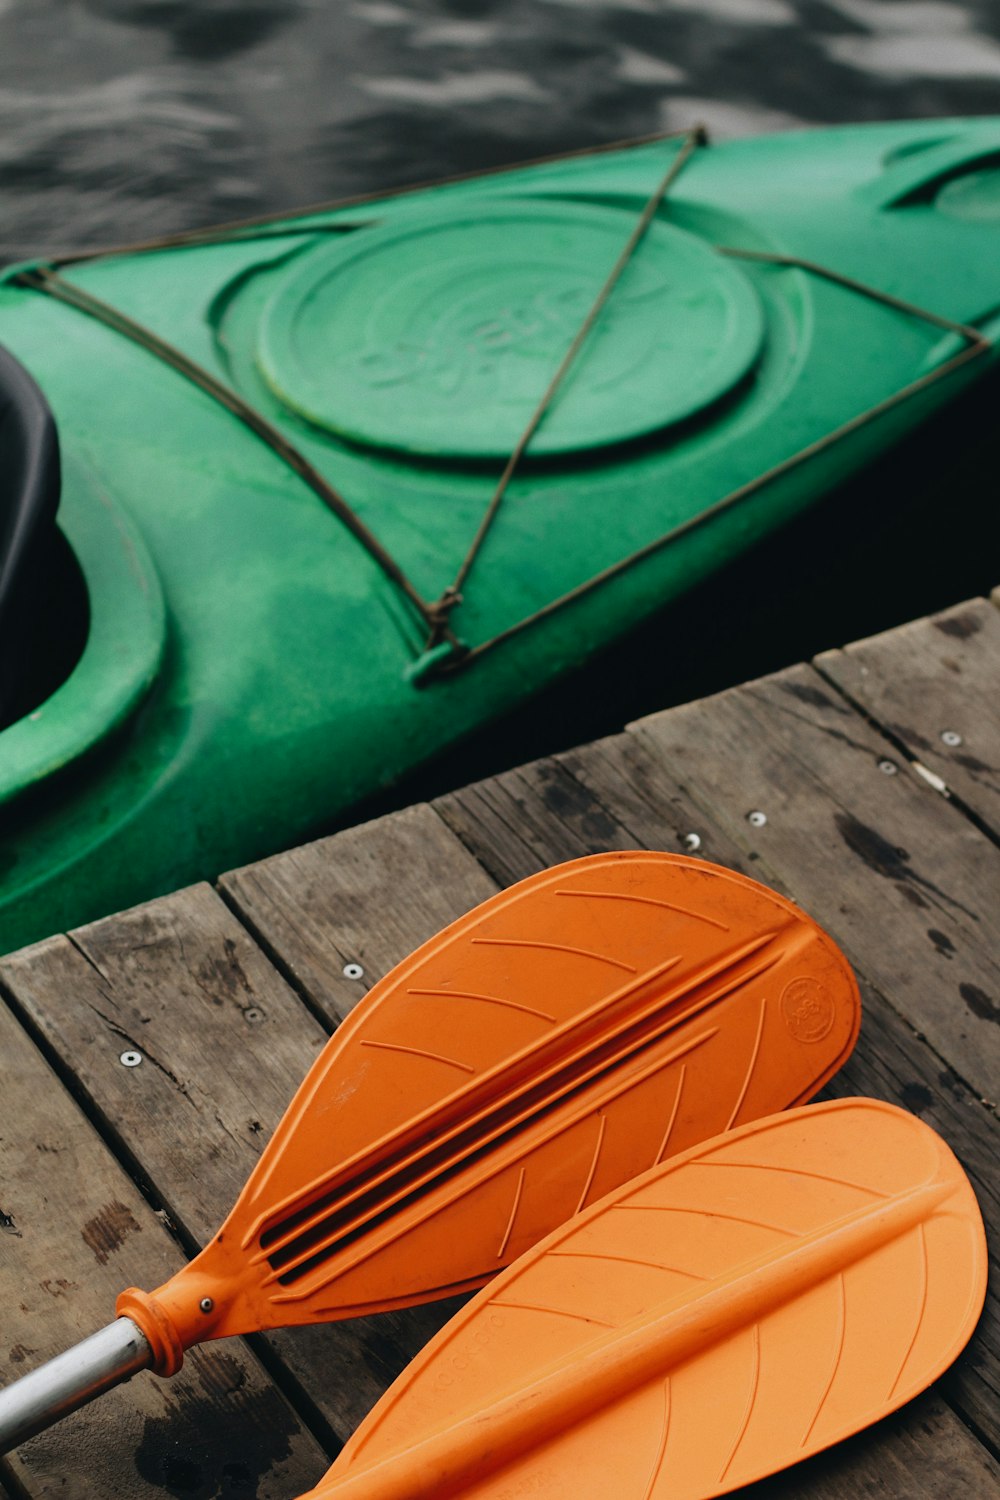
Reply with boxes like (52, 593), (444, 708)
(3, 0), (999, 794)
(4, 0), (1000, 261)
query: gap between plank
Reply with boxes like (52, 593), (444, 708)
(214, 880), (340, 1039)
(0, 1454), (35, 1500)
(430, 795), (543, 890)
(811, 659), (1000, 855)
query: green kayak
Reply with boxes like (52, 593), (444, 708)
(2, 118), (1000, 953)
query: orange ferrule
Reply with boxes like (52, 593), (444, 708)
(115, 1287), (186, 1377)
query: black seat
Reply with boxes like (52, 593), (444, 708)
(0, 344), (61, 718)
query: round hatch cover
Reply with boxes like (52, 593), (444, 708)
(258, 198), (764, 459)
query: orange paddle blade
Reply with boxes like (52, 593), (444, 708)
(307, 1099), (986, 1500)
(120, 852), (859, 1366)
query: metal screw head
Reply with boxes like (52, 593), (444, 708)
(120, 1050), (143, 1068)
(199, 1297), (214, 1315)
(878, 759), (898, 776)
(682, 832), (702, 852)
(747, 811), (767, 828)
(244, 1007), (264, 1024)
(941, 730), (963, 747)
(343, 963), (364, 980)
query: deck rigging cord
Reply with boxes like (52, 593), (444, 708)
(14, 126), (992, 681)
(423, 124), (708, 651)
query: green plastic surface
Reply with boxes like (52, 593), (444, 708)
(0, 451), (166, 806)
(258, 200), (765, 457)
(1, 119), (1000, 955)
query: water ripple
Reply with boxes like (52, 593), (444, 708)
(823, 0), (1000, 78)
(357, 70), (553, 107)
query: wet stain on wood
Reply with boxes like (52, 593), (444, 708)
(193, 937), (257, 1009)
(40, 1277), (77, 1298)
(934, 611), (982, 641)
(0, 1208), (21, 1236)
(900, 1082), (933, 1114)
(890, 722), (933, 755)
(8, 1342), (35, 1364)
(81, 1200), (142, 1265)
(959, 982), (998, 1025)
(135, 1351), (299, 1499)
(835, 812), (913, 882)
(195, 1348), (249, 1403)
(834, 812), (977, 920)
(780, 679), (842, 712)
(928, 929), (956, 959)
(954, 751), (996, 776)
(536, 769), (620, 844)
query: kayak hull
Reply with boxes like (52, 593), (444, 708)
(2, 118), (1000, 953)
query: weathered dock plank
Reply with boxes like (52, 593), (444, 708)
(436, 671), (1000, 1104)
(434, 719), (999, 1449)
(432, 755), (641, 887)
(2, 595), (998, 1498)
(628, 662), (1000, 1103)
(5, 888), (993, 1500)
(433, 743), (753, 890)
(0, 885), (460, 1446)
(3, 884), (330, 1252)
(815, 597), (1000, 840)
(0, 998), (327, 1499)
(750, 1399), (1000, 1499)
(221, 803), (498, 1026)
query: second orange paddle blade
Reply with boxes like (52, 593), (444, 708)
(311, 1099), (986, 1500)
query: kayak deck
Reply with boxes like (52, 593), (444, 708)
(0, 591), (997, 1499)
(3, 119), (1000, 957)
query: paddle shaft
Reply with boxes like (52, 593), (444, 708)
(0, 1317), (151, 1452)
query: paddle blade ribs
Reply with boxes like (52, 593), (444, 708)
(136, 851), (859, 1351)
(307, 1100), (986, 1500)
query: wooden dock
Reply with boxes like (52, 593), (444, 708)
(1, 594), (997, 1500)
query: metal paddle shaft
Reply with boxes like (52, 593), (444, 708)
(0, 853), (861, 1452)
(0, 1317), (151, 1451)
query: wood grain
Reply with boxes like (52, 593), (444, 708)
(559, 732), (758, 876)
(3, 598), (999, 1496)
(628, 662), (1000, 1102)
(816, 598), (1000, 839)
(433, 753), (640, 888)
(2, 884), (329, 1247)
(433, 739), (759, 891)
(0, 886), (458, 1444)
(0, 998), (326, 1500)
(221, 803), (498, 1026)
(747, 1394), (1000, 1499)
